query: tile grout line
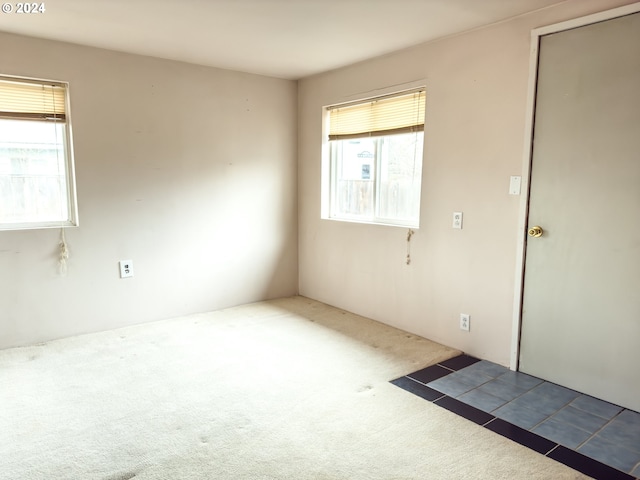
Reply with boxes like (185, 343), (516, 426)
(404, 375), (431, 387)
(435, 363), (457, 373)
(396, 375), (447, 402)
(526, 393), (576, 432)
(482, 417), (496, 428)
(545, 443), (561, 457)
(575, 406), (628, 445)
(404, 374), (453, 400)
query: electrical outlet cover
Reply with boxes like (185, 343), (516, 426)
(460, 313), (470, 332)
(119, 260), (134, 278)
(453, 212), (463, 229)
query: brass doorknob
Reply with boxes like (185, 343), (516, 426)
(528, 226), (543, 237)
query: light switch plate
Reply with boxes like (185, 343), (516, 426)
(509, 176), (522, 195)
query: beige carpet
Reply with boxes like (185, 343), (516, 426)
(0, 296), (589, 479)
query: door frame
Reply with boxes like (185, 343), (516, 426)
(509, 1), (640, 370)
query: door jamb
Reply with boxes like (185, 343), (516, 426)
(509, 2), (640, 371)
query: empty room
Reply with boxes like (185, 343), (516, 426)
(1, 0), (638, 479)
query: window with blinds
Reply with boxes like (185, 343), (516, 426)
(324, 88), (425, 227)
(0, 76), (78, 230)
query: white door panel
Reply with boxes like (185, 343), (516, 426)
(519, 12), (640, 411)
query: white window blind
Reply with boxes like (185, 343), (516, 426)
(328, 89), (425, 141)
(0, 76), (67, 121)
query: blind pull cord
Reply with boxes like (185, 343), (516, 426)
(50, 84), (69, 276)
(58, 228), (69, 276)
(406, 229), (415, 265)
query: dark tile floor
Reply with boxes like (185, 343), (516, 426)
(391, 355), (640, 480)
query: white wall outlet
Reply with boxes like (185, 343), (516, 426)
(119, 260), (134, 278)
(453, 212), (463, 229)
(460, 313), (470, 332)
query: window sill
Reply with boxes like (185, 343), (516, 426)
(322, 216), (419, 230)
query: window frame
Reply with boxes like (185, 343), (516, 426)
(0, 75), (79, 231)
(323, 86), (426, 228)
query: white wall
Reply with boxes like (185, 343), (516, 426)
(298, 0), (636, 367)
(0, 33), (298, 349)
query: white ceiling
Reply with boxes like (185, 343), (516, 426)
(0, 0), (567, 79)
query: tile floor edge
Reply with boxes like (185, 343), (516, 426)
(390, 354), (639, 480)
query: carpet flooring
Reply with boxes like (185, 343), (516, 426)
(0, 296), (592, 479)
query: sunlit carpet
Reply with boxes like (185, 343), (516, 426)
(0, 296), (590, 479)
